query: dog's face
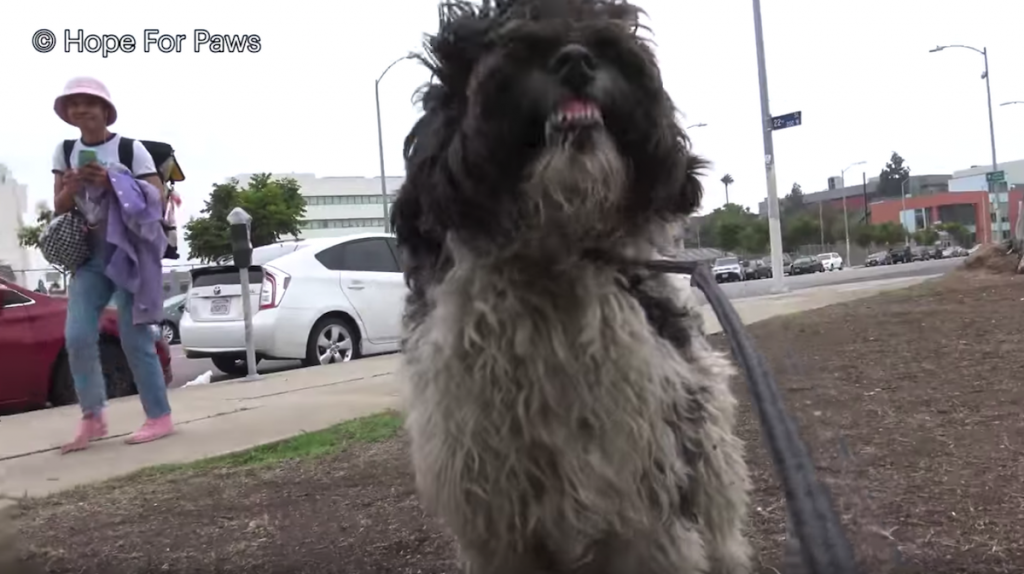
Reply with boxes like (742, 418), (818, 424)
(395, 0), (705, 262)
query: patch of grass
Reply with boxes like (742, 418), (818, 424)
(145, 410), (403, 474)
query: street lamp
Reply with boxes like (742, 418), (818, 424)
(686, 123), (707, 129)
(840, 160), (866, 264)
(375, 55), (414, 234)
(901, 176), (911, 246)
(930, 44), (1002, 241)
(1000, 101), (1024, 107)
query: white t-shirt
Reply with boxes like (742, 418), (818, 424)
(52, 133), (158, 179)
(51, 133), (159, 241)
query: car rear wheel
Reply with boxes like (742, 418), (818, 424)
(100, 338), (137, 399)
(48, 352), (78, 407)
(303, 315), (361, 367)
(159, 322), (177, 345)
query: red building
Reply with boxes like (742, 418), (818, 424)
(868, 189), (1023, 243)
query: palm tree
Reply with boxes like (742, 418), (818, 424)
(720, 174), (734, 205)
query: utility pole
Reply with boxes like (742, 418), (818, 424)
(752, 0), (786, 293)
(818, 201), (825, 248)
(840, 161), (866, 265)
(862, 172), (868, 223)
(901, 177), (910, 246)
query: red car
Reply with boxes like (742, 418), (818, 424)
(0, 278), (172, 414)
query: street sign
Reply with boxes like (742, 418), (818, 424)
(986, 170), (1005, 183)
(771, 111), (802, 130)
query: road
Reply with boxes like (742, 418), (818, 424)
(169, 257), (962, 387)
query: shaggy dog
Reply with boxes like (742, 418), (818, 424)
(392, 0), (752, 572)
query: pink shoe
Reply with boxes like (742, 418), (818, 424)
(125, 414), (174, 445)
(61, 411), (108, 454)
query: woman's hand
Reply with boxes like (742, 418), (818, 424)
(79, 163), (113, 191)
(60, 169), (83, 195)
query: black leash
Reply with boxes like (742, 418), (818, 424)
(635, 258), (860, 574)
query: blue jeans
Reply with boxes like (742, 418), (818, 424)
(65, 256), (171, 419)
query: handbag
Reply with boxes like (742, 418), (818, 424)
(39, 209), (92, 272)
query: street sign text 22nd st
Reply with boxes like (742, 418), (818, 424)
(771, 111), (802, 130)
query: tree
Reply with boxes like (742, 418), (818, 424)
(876, 152), (910, 200)
(780, 183), (805, 216)
(702, 203), (757, 251)
(739, 218), (769, 254)
(913, 227), (939, 246)
(873, 221), (906, 246)
(936, 221), (970, 246)
(852, 223), (876, 249)
(17, 201), (55, 249)
(783, 213), (820, 249)
(183, 173), (307, 262)
(720, 173), (734, 204)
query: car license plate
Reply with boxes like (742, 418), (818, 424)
(210, 298), (230, 315)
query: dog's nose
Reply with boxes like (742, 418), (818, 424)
(550, 43), (597, 89)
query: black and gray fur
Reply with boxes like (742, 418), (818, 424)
(391, 1), (752, 572)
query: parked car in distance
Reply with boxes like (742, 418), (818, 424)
(0, 278), (172, 414)
(888, 245), (912, 264)
(944, 245), (969, 257)
(159, 293), (187, 344)
(910, 246), (936, 262)
(865, 251), (891, 267)
(712, 257), (744, 283)
(742, 259), (772, 280)
(179, 233), (407, 375)
(816, 252), (844, 271)
(761, 253), (793, 275)
(789, 255), (824, 275)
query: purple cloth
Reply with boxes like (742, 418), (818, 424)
(102, 164), (167, 325)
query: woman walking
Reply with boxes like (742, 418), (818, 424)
(51, 77), (174, 453)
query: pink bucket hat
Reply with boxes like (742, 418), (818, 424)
(54, 77), (117, 126)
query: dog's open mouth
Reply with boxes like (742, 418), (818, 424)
(545, 99), (603, 142)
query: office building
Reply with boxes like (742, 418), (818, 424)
(231, 173), (403, 239)
(0, 165), (33, 282)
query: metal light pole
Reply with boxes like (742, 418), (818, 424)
(818, 201), (825, 248)
(901, 177), (910, 246)
(752, 0), (786, 293)
(375, 55), (413, 234)
(840, 161), (866, 265)
(1000, 101), (1024, 106)
(930, 45), (1001, 241)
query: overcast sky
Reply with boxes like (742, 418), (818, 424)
(4, 0), (1023, 260)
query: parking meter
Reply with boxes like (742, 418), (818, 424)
(227, 207), (259, 380)
(228, 207), (253, 268)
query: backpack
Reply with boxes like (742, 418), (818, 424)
(62, 138), (185, 260)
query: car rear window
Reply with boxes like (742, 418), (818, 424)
(192, 269), (264, 288)
(219, 243), (310, 267)
(715, 257), (738, 266)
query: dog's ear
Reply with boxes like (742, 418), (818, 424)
(629, 110), (706, 220)
(392, 84), (463, 293)
(674, 148), (707, 216)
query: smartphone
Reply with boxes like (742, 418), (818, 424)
(77, 149), (98, 167)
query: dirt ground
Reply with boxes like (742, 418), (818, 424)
(12, 270), (1024, 573)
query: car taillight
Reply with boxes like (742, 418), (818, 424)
(259, 267), (290, 310)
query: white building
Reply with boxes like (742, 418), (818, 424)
(0, 165), (34, 284)
(948, 158), (1024, 192)
(231, 173), (404, 239)
(948, 159), (1023, 241)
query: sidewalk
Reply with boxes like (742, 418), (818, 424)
(0, 274), (937, 498)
